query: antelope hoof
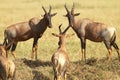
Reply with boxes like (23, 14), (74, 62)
(31, 55), (34, 59)
(107, 56), (111, 62)
(31, 52), (35, 60)
(34, 54), (38, 61)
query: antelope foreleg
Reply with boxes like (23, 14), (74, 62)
(31, 47), (35, 59)
(31, 44), (38, 60)
(35, 44), (38, 60)
(11, 43), (17, 59)
(31, 37), (38, 60)
(81, 49), (86, 61)
(80, 37), (86, 62)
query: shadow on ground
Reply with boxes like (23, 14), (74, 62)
(32, 70), (50, 80)
(14, 57), (120, 80)
(22, 58), (52, 68)
(68, 57), (120, 80)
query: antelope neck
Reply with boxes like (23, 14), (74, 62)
(59, 41), (67, 51)
(72, 17), (77, 32)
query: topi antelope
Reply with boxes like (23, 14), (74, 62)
(64, 4), (120, 62)
(0, 44), (16, 80)
(51, 24), (73, 80)
(3, 6), (57, 60)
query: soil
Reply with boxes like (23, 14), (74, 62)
(14, 57), (120, 80)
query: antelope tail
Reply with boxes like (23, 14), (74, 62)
(110, 29), (116, 45)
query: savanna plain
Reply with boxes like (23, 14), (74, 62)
(0, 0), (120, 80)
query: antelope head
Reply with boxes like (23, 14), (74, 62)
(64, 3), (80, 27)
(52, 24), (74, 48)
(42, 6), (57, 28)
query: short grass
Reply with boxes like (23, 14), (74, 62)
(0, 0), (120, 80)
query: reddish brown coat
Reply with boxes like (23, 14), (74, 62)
(0, 44), (16, 80)
(64, 4), (120, 62)
(3, 6), (57, 60)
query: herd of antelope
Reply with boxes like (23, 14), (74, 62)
(0, 3), (120, 80)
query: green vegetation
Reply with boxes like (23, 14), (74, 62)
(0, 0), (120, 80)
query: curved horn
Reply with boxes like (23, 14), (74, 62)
(64, 4), (69, 13)
(59, 24), (62, 34)
(42, 6), (47, 14)
(49, 5), (52, 14)
(63, 26), (70, 34)
(71, 3), (75, 13)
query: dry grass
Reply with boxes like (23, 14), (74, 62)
(0, 0), (120, 79)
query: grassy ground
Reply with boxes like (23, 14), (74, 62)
(0, 0), (120, 80)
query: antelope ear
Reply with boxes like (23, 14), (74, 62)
(51, 13), (57, 17)
(63, 15), (67, 17)
(66, 33), (75, 38)
(74, 13), (80, 16)
(52, 33), (60, 37)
